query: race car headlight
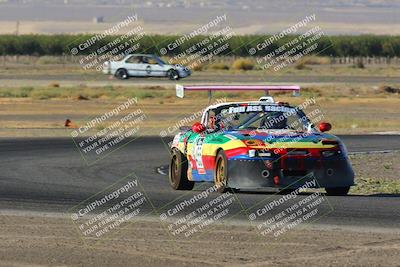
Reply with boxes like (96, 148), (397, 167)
(248, 149), (256, 157)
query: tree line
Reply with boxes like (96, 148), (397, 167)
(0, 34), (399, 57)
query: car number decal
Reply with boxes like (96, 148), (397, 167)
(192, 136), (205, 174)
(146, 65), (151, 74)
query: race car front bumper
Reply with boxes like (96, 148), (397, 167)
(226, 157), (355, 189)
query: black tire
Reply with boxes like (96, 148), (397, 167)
(325, 186), (350, 196)
(169, 149), (194, 190)
(214, 150), (229, 193)
(115, 68), (129, 80)
(167, 69), (179, 80)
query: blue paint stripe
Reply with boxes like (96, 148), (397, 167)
(191, 170), (214, 182)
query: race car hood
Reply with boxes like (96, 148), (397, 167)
(221, 129), (340, 147)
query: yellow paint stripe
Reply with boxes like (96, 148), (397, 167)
(187, 140), (246, 156)
(263, 142), (335, 149)
(186, 141), (335, 157)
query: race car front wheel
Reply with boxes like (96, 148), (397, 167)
(215, 150), (229, 193)
(169, 149), (194, 190)
(325, 186), (350, 196)
(115, 68), (129, 80)
(167, 69), (179, 80)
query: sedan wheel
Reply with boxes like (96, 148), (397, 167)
(115, 68), (128, 80)
(167, 69), (179, 80)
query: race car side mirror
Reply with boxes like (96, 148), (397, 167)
(319, 122), (332, 132)
(192, 122), (206, 133)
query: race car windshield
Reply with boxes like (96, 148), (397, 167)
(217, 105), (312, 132)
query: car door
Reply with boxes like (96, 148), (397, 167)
(146, 56), (167, 77)
(186, 110), (217, 182)
(186, 132), (207, 181)
(123, 55), (143, 76)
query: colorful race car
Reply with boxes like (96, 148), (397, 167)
(169, 85), (354, 196)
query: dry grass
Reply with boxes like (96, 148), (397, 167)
(0, 84), (398, 137)
(231, 58), (255, 70)
(0, 85), (174, 100)
(207, 62), (230, 70)
(297, 56), (331, 65)
(350, 152), (400, 194)
(1, 56), (400, 77)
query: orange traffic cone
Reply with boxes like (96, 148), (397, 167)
(65, 119), (78, 128)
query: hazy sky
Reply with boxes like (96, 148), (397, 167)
(0, 0), (399, 34)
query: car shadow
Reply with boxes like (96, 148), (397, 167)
(158, 164), (400, 198)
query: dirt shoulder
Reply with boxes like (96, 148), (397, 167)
(0, 213), (399, 267)
(0, 91), (399, 137)
(350, 152), (400, 194)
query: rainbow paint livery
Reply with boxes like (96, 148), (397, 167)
(169, 85), (354, 196)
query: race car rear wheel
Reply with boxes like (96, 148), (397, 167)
(169, 149), (194, 190)
(115, 68), (129, 80)
(167, 69), (179, 80)
(215, 150), (229, 193)
(325, 186), (350, 196)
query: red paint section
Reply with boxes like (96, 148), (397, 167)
(188, 146), (340, 173)
(188, 155), (217, 172)
(202, 155), (216, 170)
(187, 155), (197, 170)
(225, 147), (250, 158)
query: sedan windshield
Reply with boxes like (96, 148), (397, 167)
(154, 56), (166, 65)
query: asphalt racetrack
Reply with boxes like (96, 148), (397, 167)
(3, 72), (400, 87)
(0, 135), (399, 229)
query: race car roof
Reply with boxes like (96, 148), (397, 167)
(205, 101), (293, 110)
